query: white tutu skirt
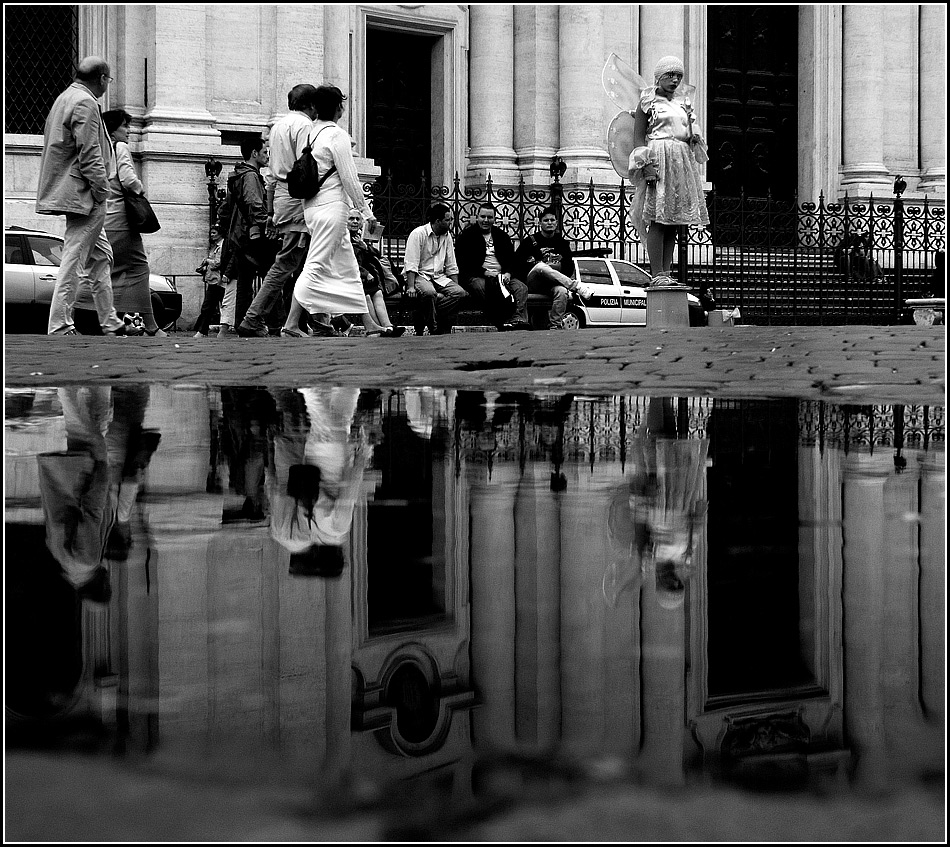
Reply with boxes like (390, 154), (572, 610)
(631, 138), (709, 243)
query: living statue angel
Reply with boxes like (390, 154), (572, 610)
(603, 53), (710, 288)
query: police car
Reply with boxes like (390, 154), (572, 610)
(527, 256), (706, 329)
(4, 226), (182, 333)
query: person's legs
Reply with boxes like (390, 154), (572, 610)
(527, 264), (570, 328)
(193, 284), (224, 335)
(412, 278), (438, 334)
(234, 259), (255, 330)
(507, 276), (530, 325)
(49, 205), (110, 335)
(433, 278), (468, 334)
(241, 231), (308, 335)
(85, 222), (124, 333)
(219, 279), (236, 337)
(369, 290), (395, 329)
(549, 285), (570, 328)
(662, 226), (677, 275)
(645, 224), (666, 277)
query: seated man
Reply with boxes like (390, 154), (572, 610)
(455, 202), (530, 331)
(514, 206), (594, 329)
(404, 202), (468, 335)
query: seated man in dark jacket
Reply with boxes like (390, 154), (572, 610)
(513, 206), (594, 330)
(455, 203), (530, 331)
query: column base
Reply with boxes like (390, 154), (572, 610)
(840, 162), (892, 193)
(467, 147), (520, 186)
(917, 167), (946, 196)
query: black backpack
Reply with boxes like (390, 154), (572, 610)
(287, 125), (337, 200)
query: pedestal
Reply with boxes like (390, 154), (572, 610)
(646, 289), (690, 328)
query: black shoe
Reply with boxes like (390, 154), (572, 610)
(310, 321), (342, 337)
(103, 325), (127, 337)
(237, 322), (269, 338)
(508, 320), (532, 331)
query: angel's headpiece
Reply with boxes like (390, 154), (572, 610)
(653, 56), (685, 80)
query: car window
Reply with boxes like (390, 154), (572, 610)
(612, 261), (651, 288)
(27, 236), (63, 267)
(576, 259), (614, 287)
(5, 235), (25, 265)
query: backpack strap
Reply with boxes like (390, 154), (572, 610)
(304, 124), (338, 184)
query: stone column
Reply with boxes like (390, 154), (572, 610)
(840, 6), (891, 194)
(637, 4), (687, 81)
(557, 5), (614, 184)
(513, 5), (560, 186)
(841, 453), (891, 790)
(271, 6), (325, 122)
(469, 465), (519, 748)
(323, 5), (351, 133)
(882, 6), (919, 185)
(467, 5), (519, 184)
(917, 5), (947, 195)
(142, 4), (218, 151)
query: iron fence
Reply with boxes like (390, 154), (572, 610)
(364, 174), (945, 326)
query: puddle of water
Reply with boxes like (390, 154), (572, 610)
(4, 385), (945, 838)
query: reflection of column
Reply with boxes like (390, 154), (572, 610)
(639, 575), (687, 785)
(840, 6), (891, 191)
(468, 5), (519, 183)
(918, 449), (945, 724)
(557, 5), (612, 183)
(918, 5), (947, 194)
(559, 468), (624, 754)
(514, 464), (561, 748)
(470, 465), (519, 747)
(882, 457), (923, 764)
(325, 556), (353, 772)
(513, 5), (559, 185)
(841, 453), (891, 789)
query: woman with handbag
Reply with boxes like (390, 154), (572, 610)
(74, 109), (166, 336)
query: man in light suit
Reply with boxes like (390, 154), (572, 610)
(36, 56), (125, 336)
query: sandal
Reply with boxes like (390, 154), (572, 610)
(280, 327), (308, 339)
(144, 327), (168, 337)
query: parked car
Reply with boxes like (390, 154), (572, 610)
(527, 256), (707, 329)
(4, 226), (182, 333)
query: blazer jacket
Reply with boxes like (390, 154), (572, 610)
(35, 82), (114, 216)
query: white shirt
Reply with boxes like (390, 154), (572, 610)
(305, 120), (371, 215)
(403, 223), (458, 281)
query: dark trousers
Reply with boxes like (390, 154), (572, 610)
(192, 283), (225, 335)
(463, 274), (528, 327)
(241, 231), (310, 331)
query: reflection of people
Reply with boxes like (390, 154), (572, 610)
(36, 56), (125, 336)
(513, 207), (594, 330)
(626, 56), (710, 288)
(267, 387), (366, 577)
(74, 109), (167, 337)
(292, 85), (378, 338)
(219, 388), (276, 523)
(603, 398), (708, 608)
(404, 203), (468, 335)
(455, 203), (530, 331)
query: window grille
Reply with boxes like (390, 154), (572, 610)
(4, 6), (78, 135)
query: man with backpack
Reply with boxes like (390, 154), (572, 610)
(237, 84), (319, 338)
(217, 137), (270, 333)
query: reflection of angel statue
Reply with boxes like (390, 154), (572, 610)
(268, 387), (366, 578)
(603, 52), (710, 288)
(603, 398), (708, 609)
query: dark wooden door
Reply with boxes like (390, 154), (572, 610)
(708, 6), (798, 200)
(366, 28), (436, 188)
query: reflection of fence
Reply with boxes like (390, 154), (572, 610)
(451, 395), (945, 469)
(365, 175), (945, 325)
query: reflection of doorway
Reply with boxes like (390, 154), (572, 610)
(366, 28), (437, 188)
(705, 400), (814, 699)
(707, 5), (798, 200)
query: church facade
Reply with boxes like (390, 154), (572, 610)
(4, 4), (945, 281)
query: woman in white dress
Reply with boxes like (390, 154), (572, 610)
(291, 85), (377, 337)
(629, 56), (709, 288)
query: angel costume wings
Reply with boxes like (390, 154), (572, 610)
(602, 52), (704, 180)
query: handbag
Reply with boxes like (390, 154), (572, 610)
(124, 189), (161, 234)
(287, 125), (336, 200)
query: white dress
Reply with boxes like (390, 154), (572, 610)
(293, 122), (372, 316)
(630, 91), (710, 243)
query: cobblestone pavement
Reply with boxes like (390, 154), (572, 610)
(4, 326), (946, 405)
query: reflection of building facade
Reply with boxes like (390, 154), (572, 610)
(3, 387), (944, 791)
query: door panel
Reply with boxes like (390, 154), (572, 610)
(27, 235), (63, 302)
(611, 260), (650, 324)
(575, 258), (622, 325)
(4, 234), (34, 303)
